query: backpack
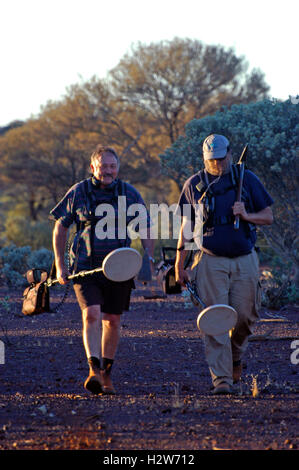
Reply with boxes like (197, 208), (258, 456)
(78, 178), (129, 267)
(195, 165), (256, 239)
(156, 247), (192, 295)
(22, 269), (50, 316)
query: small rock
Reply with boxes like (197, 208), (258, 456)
(38, 405), (47, 415)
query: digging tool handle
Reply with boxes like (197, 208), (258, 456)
(234, 144), (248, 230)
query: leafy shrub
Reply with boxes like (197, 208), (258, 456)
(27, 248), (54, 272)
(160, 98), (299, 284)
(0, 244), (53, 287)
(0, 244), (31, 275)
(261, 257), (299, 309)
(0, 263), (27, 287)
(4, 216), (52, 250)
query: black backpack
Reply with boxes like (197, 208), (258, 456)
(156, 247), (192, 295)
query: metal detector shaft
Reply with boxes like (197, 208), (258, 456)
(186, 281), (206, 309)
(234, 144), (248, 230)
(47, 266), (103, 287)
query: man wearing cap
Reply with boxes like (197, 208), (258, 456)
(175, 134), (274, 395)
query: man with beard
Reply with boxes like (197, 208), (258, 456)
(175, 135), (274, 394)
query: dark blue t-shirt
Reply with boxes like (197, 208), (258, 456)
(50, 178), (151, 271)
(177, 168), (274, 257)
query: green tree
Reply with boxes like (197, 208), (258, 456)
(0, 76), (175, 214)
(110, 37), (269, 145)
(160, 98), (299, 281)
(0, 95), (100, 214)
(0, 121), (52, 221)
(0, 37), (271, 251)
(0, 120), (24, 136)
(65, 79), (163, 187)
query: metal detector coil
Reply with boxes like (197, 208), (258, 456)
(48, 247), (142, 286)
(186, 282), (238, 336)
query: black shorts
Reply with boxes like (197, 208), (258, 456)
(73, 272), (135, 314)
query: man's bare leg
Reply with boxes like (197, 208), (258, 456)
(100, 313), (121, 394)
(82, 305), (102, 394)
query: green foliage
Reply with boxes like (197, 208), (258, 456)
(0, 244), (53, 287)
(261, 256), (299, 309)
(0, 37), (270, 219)
(160, 97), (299, 188)
(160, 98), (299, 293)
(0, 120), (24, 136)
(110, 38), (269, 144)
(3, 216), (52, 250)
(0, 264), (27, 288)
(0, 244), (31, 273)
(27, 248), (54, 272)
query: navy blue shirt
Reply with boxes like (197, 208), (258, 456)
(177, 168), (274, 257)
(50, 178), (151, 271)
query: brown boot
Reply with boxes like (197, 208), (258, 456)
(84, 358), (103, 395)
(212, 382), (231, 395)
(233, 361), (242, 383)
(100, 369), (116, 395)
(100, 358), (116, 395)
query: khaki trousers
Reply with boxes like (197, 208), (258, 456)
(191, 250), (261, 387)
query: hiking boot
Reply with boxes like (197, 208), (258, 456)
(84, 364), (103, 395)
(212, 382), (231, 395)
(233, 361), (242, 383)
(100, 370), (116, 395)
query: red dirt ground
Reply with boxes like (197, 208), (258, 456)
(0, 280), (298, 455)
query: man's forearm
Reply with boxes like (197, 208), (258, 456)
(175, 224), (189, 267)
(233, 203), (274, 226)
(174, 222), (191, 285)
(244, 206), (273, 226)
(53, 221), (68, 269)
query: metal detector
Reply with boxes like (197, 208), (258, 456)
(47, 247), (142, 286)
(186, 281), (238, 336)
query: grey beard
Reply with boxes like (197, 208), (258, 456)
(204, 160), (232, 176)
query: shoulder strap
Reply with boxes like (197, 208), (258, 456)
(83, 178), (93, 213)
(231, 164), (239, 187)
(195, 170), (207, 194)
(117, 179), (126, 197)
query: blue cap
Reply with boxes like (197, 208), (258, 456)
(203, 134), (230, 160)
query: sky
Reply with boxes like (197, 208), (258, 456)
(0, 0), (298, 127)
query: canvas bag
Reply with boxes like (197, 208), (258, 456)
(22, 269), (50, 316)
(156, 247), (182, 295)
